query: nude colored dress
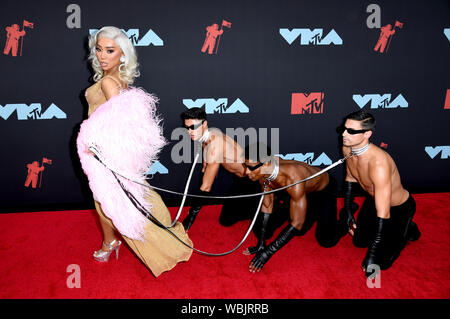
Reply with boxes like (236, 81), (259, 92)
(84, 76), (193, 277)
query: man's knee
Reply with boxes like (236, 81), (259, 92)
(317, 235), (338, 248)
(352, 231), (371, 248)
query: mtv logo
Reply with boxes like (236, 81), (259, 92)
(280, 28), (343, 45)
(352, 94), (408, 109)
(425, 146), (450, 159)
(291, 93), (324, 114)
(183, 98), (249, 114)
(89, 29), (163, 46)
(277, 152), (332, 166)
(0, 103), (67, 120)
(147, 161), (169, 175)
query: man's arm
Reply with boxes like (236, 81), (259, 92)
(200, 162), (220, 192)
(261, 182), (274, 213)
(370, 161), (392, 219)
(287, 183), (307, 230)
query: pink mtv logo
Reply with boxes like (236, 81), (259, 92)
(291, 93), (324, 114)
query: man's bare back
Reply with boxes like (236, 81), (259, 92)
(343, 144), (409, 207)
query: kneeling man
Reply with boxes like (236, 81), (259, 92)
(242, 143), (344, 273)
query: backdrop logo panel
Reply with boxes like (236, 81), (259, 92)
(352, 94), (408, 109)
(425, 146), (450, 159)
(291, 93), (324, 114)
(279, 29), (342, 45)
(0, 103), (67, 120)
(277, 152), (332, 166)
(445, 89), (450, 109)
(374, 21), (403, 54)
(183, 98), (249, 114)
(444, 28), (450, 42)
(24, 157), (52, 189)
(3, 20), (34, 57)
(146, 161), (169, 175)
(201, 20), (231, 55)
(89, 29), (163, 46)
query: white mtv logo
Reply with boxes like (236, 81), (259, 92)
(0, 103), (67, 120)
(147, 161), (169, 175)
(89, 29), (163, 46)
(183, 98), (249, 114)
(277, 152), (332, 166)
(280, 28), (343, 45)
(352, 94), (408, 109)
(425, 146), (450, 159)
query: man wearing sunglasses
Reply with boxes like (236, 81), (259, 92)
(339, 110), (420, 277)
(179, 107), (262, 232)
(242, 143), (345, 273)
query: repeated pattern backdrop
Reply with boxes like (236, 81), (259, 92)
(1, 0), (449, 211)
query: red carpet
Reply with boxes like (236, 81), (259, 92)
(0, 193), (449, 299)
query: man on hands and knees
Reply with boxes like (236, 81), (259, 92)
(242, 143), (344, 273)
(180, 108), (260, 232)
(339, 110), (420, 277)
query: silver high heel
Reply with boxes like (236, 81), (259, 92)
(93, 239), (122, 262)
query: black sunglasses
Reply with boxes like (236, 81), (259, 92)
(244, 162), (265, 171)
(337, 126), (370, 135)
(183, 120), (205, 130)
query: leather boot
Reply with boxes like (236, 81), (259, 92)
(406, 221), (421, 242)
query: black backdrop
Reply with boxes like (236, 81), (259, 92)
(1, 0), (449, 212)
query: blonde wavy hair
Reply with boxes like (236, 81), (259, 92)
(88, 26), (140, 85)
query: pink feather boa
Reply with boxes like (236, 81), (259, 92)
(77, 88), (166, 241)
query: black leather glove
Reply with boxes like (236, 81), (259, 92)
(246, 212), (271, 255)
(182, 189), (209, 232)
(339, 181), (359, 234)
(249, 224), (299, 272)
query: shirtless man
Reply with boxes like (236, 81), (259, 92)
(180, 107), (260, 231)
(339, 110), (420, 277)
(242, 143), (344, 273)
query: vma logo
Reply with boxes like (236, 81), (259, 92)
(147, 161), (168, 175)
(1, 103), (67, 120)
(445, 29), (450, 42)
(425, 146), (450, 159)
(183, 98), (249, 114)
(89, 29), (163, 46)
(280, 28), (342, 45)
(353, 94), (408, 109)
(278, 152), (332, 166)
(291, 93), (324, 114)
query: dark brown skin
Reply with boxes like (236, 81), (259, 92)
(243, 157), (330, 272)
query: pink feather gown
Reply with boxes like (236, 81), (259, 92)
(78, 76), (193, 277)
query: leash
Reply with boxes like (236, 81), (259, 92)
(89, 145), (351, 256)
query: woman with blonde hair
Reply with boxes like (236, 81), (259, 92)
(77, 26), (192, 277)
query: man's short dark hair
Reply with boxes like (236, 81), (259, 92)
(180, 107), (207, 121)
(344, 110), (376, 131)
(244, 142), (272, 163)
